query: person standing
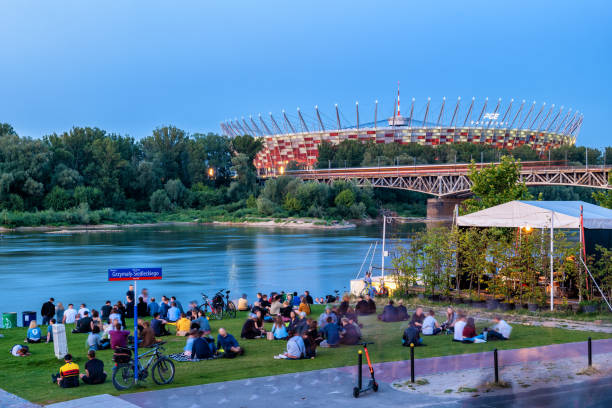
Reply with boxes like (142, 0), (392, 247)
(137, 297), (148, 317)
(55, 302), (65, 324)
(63, 304), (78, 324)
(41, 298), (55, 325)
(100, 301), (112, 322)
(140, 288), (149, 303)
(304, 291), (314, 305)
(126, 284), (135, 302)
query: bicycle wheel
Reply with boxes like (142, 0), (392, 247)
(112, 364), (135, 390)
(225, 301), (237, 318)
(151, 357), (175, 385)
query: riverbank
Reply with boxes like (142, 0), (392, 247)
(1, 306), (611, 405)
(0, 217), (363, 233)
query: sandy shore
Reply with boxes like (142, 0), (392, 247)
(0, 218), (363, 233)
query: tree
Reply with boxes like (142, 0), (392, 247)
(230, 134), (263, 162)
(164, 179), (190, 207)
(141, 126), (189, 186)
(462, 156), (532, 214)
(149, 189), (173, 212)
(43, 186), (73, 211)
(592, 173), (612, 209)
(228, 153), (258, 200)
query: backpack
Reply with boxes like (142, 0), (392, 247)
(113, 347), (132, 364)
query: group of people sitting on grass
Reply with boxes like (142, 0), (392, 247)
(234, 290), (364, 360)
(51, 351), (107, 388)
(401, 306), (513, 346)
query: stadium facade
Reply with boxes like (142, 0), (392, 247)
(221, 88), (581, 175)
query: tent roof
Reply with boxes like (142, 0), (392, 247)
(456, 201), (612, 230)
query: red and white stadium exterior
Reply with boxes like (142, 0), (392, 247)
(221, 93), (581, 175)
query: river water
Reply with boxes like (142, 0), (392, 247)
(0, 223), (424, 320)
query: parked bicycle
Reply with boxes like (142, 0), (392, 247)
(112, 341), (175, 390)
(212, 289), (237, 319)
(199, 293), (222, 320)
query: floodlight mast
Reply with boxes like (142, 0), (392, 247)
(555, 109), (572, 134)
(408, 98), (415, 128)
(297, 108), (309, 133)
(282, 110), (296, 133)
(538, 104), (554, 131)
(509, 100), (526, 129)
(250, 115), (263, 136)
(449, 97), (461, 127)
(519, 101), (536, 129)
(269, 113), (283, 134)
(529, 102), (546, 129)
(476, 97), (488, 122)
(356, 102), (359, 130)
(335, 104), (341, 130)
(436, 97), (446, 127)
(546, 106), (563, 132)
(500, 98), (514, 125)
(315, 105), (325, 131)
(423, 97), (431, 126)
(374, 100), (378, 129)
(463, 97), (475, 127)
(259, 114), (273, 135)
(486, 98), (501, 128)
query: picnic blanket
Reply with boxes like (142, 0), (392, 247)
(168, 353), (217, 362)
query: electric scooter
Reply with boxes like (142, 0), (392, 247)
(353, 342), (379, 398)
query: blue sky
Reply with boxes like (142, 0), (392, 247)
(1, 1), (610, 147)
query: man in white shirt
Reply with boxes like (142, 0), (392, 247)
(63, 304), (78, 324)
(453, 315), (467, 342)
(422, 310), (442, 335)
(489, 316), (512, 340)
(78, 304), (90, 318)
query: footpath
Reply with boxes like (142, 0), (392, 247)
(3, 339), (611, 408)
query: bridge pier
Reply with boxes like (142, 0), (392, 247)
(426, 198), (464, 220)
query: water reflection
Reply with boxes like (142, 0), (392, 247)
(0, 224), (424, 314)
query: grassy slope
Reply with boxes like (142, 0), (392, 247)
(1, 305), (610, 405)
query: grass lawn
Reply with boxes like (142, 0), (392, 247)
(1, 305), (611, 405)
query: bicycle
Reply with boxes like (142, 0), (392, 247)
(112, 341), (175, 390)
(212, 289), (237, 319)
(198, 293), (222, 320)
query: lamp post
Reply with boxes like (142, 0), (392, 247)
(550, 211), (555, 311)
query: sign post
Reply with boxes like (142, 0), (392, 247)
(108, 268), (162, 382)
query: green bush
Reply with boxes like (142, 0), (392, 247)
(149, 189), (173, 213)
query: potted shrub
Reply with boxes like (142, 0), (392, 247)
(500, 300), (515, 311)
(471, 294), (485, 308)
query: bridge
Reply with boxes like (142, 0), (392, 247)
(287, 161), (611, 218)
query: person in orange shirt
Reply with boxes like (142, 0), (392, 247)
(298, 297), (311, 315)
(168, 313), (192, 336)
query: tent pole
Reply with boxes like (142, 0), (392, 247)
(381, 216), (386, 281)
(550, 210), (554, 311)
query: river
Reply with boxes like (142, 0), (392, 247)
(0, 223), (425, 320)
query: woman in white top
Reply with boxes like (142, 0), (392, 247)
(453, 316), (467, 341)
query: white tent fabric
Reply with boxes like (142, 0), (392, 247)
(457, 201), (612, 230)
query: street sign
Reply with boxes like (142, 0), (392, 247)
(108, 268), (162, 281)
(107, 267), (162, 382)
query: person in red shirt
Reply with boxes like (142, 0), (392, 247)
(109, 322), (130, 349)
(462, 317), (477, 339)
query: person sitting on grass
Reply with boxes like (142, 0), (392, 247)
(280, 301), (293, 321)
(298, 297), (311, 315)
(151, 312), (170, 336)
(254, 310), (268, 333)
(274, 329), (305, 359)
(171, 313), (191, 336)
(108, 307), (122, 328)
(318, 307), (336, 329)
(191, 310), (211, 335)
(487, 316), (512, 340)
(461, 317), (487, 343)
(167, 302), (181, 322)
(80, 350), (107, 385)
(148, 297), (160, 317)
(366, 295), (376, 314)
(319, 316), (342, 348)
(46, 318), (56, 343)
(191, 330), (214, 359)
(271, 316), (289, 340)
(355, 296), (370, 315)
(11, 344), (30, 357)
(87, 326), (110, 351)
(139, 321), (158, 348)
(410, 307), (425, 331)
(443, 306), (457, 333)
(338, 294), (350, 316)
(25, 320), (42, 343)
(402, 323), (423, 347)
(269, 295), (282, 316)
(241, 315), (263, 339)
(339, 318), (360, 345)
(238, 294), (250, 311)
(72, 311), (93, 334)
(396, 300), (409, 321)
(422, 310), (442, 336)
(52, 354), (79, 388)
(453, 314), (467, 342)
(378, 299), (398, 322)
(182, 329), (199, 358)
(109, 322), (130, 349)
(217, 328), (243, 358)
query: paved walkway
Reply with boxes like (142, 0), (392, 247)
(3, 339), (610, 408)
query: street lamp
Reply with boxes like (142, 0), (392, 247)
(279, 166), (285, 175)
(208, 167), (215, 178)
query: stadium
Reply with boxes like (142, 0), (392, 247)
(220, 88), (582, 175)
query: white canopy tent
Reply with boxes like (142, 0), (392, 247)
(456, 201), (612, 311)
